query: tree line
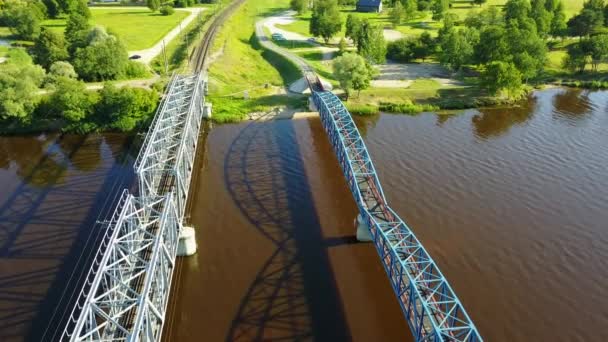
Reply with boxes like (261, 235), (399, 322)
(0, 0), (158, 132)
(299, 0), (608, 98)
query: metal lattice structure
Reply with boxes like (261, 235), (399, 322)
(61, 73), (206, 342)
(312, 91), (482, 342)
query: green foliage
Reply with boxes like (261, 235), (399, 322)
(379, 100), (439, 114)
(550, 1), (567, 37)
(345, 14), (362, 41)
(43, 0), (60, 18)
(73, 28), (129, 81)
(1, 0), (45, 40)
(310, 0), (342, 43)
(431, 0), (449, 21)
(290, 0), (307, 15)
(32, 28), (68, 69)
(439, 27), (477, 71)
(345, 103), (378, 115)
(473, 0), (488, 6)
(45, 76), (93, 124)
(160, 5), (175, 15)
(95, 83), (159, 132)
(65, 13), (91, 54)
(0, 50), (45, 123)
(357, 20), (386, 64)
(338, 37), (347, 55)
(333, 52), (373, 98)
(147, 0), (160, 11)
(589, 34), (608, 71)
(387, 33), (435, 62)
(482, 61), (523, 97)
(531, 0), (553, 37)
(46, 61), (77, 84)
(390, 2), (405, 27)
(70, 0), (90, 19)
(568, 6), (604, 37)
(504, 0), (532, 25)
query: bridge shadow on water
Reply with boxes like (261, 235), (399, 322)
(223, 116), (353, 341)
(0, 134), (137, 342)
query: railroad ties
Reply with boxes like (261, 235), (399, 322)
(60, 73), (206, 342)
(312, 91), (483, 342)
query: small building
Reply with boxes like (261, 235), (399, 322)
(356, 0), (382, 13)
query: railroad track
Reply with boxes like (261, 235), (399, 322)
(190, 0), (247, 73)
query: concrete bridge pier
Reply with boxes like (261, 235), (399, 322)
(355, 214), (373, 242)
(308, 97), (317, 112)
(178, 226), (197, 256)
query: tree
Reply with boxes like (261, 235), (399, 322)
(387, 38), (415, 62)
(73, 28), (129, 81)
(70, 0), (90, 18)
(439, 28), (476, 71)
(568, 9), (603, 37)
(531, 0), (553, 37)
(549, 1), (567, 37)
(332, 52), (373, 99)
(390, 2), (405, 27)
(0, 50), (45, 123)
(338, 37), (348, 55)
(505, 22), (546, 81)
(504, 0), (531, 25)
(589, 34), (608, 71)
(416, 31), (435, 61)
(65, 13), (91, 55)
(310, 0), (342, 43)
(1, 0), (45, 40)
(290, 0), (307, 14)
(46, 76), (93, 124)
(482, 61), (523, 97)
(95, 84), (159, 131)
(474, 26), (508, 65)
(402, 0), (418, 20)
(42, 0), (60, 18)
(345, 14), (362, 42)
(356, 21), (386, 63)
(32, 28), (69, 69)
(563, 42), (589, 73)
(47, 61), (78, 82)
(431, 0), (449, 21)
(147, 0), (160, 11)
(473, 0), (487, 6)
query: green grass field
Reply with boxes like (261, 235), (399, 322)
(42, 9), (189, 50)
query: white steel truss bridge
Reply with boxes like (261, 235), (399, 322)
(60, 73), (206, 342)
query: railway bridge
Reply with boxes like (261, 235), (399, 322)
(59, 71), (481, 342)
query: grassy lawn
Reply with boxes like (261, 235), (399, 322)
(209, 0), (300, 98)
(42, 8), (189, 50)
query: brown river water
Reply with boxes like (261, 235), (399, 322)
(0, 88), (607, 341)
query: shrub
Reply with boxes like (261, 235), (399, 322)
(160, 5), (175, 16)
(379, 101), (439, 114)
(125, 61), (149, 79)
(345, 103), (378, 116)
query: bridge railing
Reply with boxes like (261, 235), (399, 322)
(312, 91), (482, 342)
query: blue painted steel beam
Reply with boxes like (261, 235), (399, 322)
(312, 90), (482, 342)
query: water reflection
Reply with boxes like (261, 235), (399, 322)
(552, 88), (596, 123)
(224, 117), (350, 341)
(0, 134), (135, 342)
(472, 99), (535, 139)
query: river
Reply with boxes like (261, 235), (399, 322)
(0, 88), (606, 341)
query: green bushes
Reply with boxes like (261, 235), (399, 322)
(379, 100), (439, 114)
(160, 5), (175, 16)
(345, 103), (379, 115)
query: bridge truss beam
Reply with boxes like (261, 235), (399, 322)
(62, 73), (206, 342)
(312, 91), (482, 342)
